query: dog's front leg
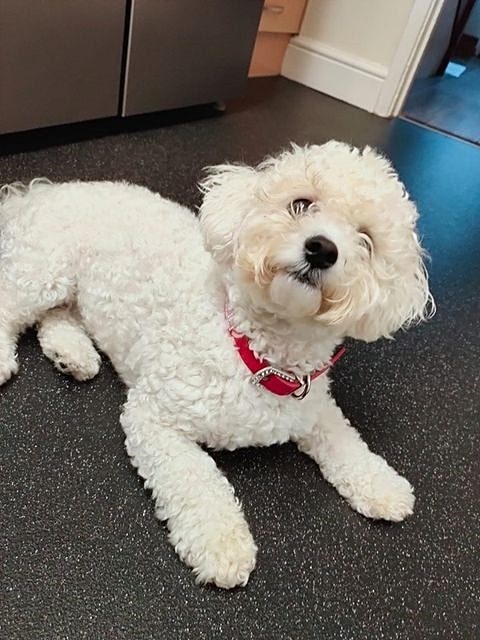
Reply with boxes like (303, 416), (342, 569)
(296, 396), (414, 522)
(121, 389), (257, 588)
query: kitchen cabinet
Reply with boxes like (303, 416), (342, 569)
(0, 0), (126, 134)
(0, 0), (263, 134)
(123, 0), (263, 116)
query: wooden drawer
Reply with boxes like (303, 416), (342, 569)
(249, 32), (291, 77)
(258, 0), (306, 34)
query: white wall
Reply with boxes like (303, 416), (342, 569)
(299, 0), (415, 68)
(282, 0), (444, 116)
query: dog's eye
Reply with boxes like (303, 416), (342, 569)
(289, 198), (313, 215)
(358, 228), (374, 254)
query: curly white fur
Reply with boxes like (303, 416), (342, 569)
(0, 142), (434, 588)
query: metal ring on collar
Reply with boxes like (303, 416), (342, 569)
(291, 374), (311, 400)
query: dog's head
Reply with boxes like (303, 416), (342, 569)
(199, 142), (434, 341)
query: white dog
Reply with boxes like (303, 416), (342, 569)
(0, 142), (433, 588)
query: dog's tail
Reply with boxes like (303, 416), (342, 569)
(0, 178), (52, 208)
(0, 178), (52, 227)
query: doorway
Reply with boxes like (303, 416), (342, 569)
(402, 0), (480, 144)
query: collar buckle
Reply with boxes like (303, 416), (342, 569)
(291, 374), (312, 400)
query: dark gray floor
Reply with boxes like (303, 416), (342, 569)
(1, 78), (479, 640)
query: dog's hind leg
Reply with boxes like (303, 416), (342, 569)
(121, 387), (257, 589)
(0, 264), (76, 385)
(0, 287), (20, 385)
(37, 307), (101, 381)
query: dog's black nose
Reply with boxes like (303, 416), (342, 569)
(304, 235), (338, 269)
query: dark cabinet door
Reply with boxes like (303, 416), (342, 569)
(0, 0), (126, 134)
(122, 0), (263, 116)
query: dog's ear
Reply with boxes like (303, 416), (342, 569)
(352, 231), (435, 342)
(199, 164), (257, 264)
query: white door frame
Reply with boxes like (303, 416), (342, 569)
(375, 0), (447, 117)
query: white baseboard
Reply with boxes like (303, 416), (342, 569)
(282, 36), (388, 114)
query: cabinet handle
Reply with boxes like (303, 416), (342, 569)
(263, 4), (285, 14)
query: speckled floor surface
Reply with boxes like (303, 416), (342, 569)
(1, 78), (479, 640)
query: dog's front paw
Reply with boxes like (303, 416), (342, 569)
(0, 354), (18, 386)
(193, 528), (257, 589)
(174, 521), (257, 589)
(348, 467), (415, 522)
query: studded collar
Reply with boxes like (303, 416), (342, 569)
(225, 304), (345, 399)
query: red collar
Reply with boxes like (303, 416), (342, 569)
(225, 305), (345, 399)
